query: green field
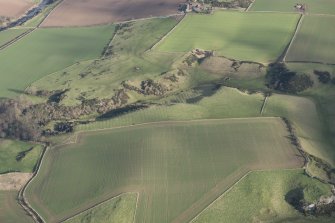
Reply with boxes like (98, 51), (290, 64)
(192, 169), (332, 223)
(286, 15), (335, 64)
(0, 25), (115, 97)
(0, 139), (43, 174)
(0, 191), (34, 223)
(250, 0), (335, 15)
(156, 11), (299, 63)
(0, 28), (31, 47)
(27, 118), (302, 223)
(64, 193), (137, 223)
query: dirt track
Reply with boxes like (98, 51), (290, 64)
(41, 0), (182, 27)
(0, 0), (34, 18)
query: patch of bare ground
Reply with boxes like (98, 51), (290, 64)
(0, 0), (35, 18)
(41, 0), (182, 27)
(0, 172), (32, 191)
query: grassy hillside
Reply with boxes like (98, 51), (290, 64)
(0, 191), (34, 223)
(251, 0), (335, 15)
(29, 17), (179, 106)
(156, 11), (299, 63)
(192, 169), (332, 223)
(286, 15), (335, 64)
(0, 24), (115, 97)
(0, 139), (43, 174)
(27, 118), (302, 223)
(65, 193), (137, 223)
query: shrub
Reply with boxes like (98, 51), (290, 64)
(313, 70), (331, 84)
(266, 63), (313, 93)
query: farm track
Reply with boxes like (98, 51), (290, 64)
(0, 28), (35, 51)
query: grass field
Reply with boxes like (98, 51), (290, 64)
(65, 193), (137, 223)
(250, 0), (335, 15)
(286, 15), (335, 64)
(27, 118), (302, 223)
(156, 11), (299, 63)
(0, 139), (43, 174)
(192, 169), (333, 223)
(0, 28), (31, 47)
(0, 24), (115, 97)
(0, 191), (33, 223)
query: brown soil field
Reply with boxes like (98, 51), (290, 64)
(41, 0), (182, 27)
(0, 0), (35, 18)
(0, 173), (32, 191)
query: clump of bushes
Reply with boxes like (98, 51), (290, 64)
(313, 70), (331, 84)
(266, 63), (313, 93)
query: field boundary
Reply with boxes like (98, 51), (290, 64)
(146, 13), (185, 52)
(58, 192), (139, 223)
(189, 168), (304, 223)
(283, 14), (304, 62)
(18, 143), (48, 223)
(74, 116), (280, 139)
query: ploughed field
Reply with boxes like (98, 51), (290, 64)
(26, 118), (303, 223)
(155, 11), (299, 63)
(0, 0), (34, 18)
(41, 0), (181, 27)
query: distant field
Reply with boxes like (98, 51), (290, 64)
(286, 15), (335, 64)
(27, 118), (302, 223)
(0, 191), (34, 223)
(193, 169), (332, 223)
(0, 139), (43, 174)
(0, 0), (34, 18)
(0, 25), (115, 97)
(250, 0), (335, 15)
(65, 193), (137, 223)
(156, 11), (299, 63)
(41, 0), (181, 27)
(0, 28), (30, 47)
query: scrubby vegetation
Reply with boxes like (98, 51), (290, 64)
(266, 63), (313, 93)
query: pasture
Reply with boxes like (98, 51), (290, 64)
(26, 118), (302, 223)
(65, 193), (137, 223)
(0, 139), (43, 174)
(0, 191), (34, 223)
(41, 0), (181, 27)
(156, 11), (299, 63)
(192, 169), (332, 223)
(250, 0), (335, 15)
(0, 24), (115, 97)
(0, 0), (34, 18)
(285, 15), (335, 64)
